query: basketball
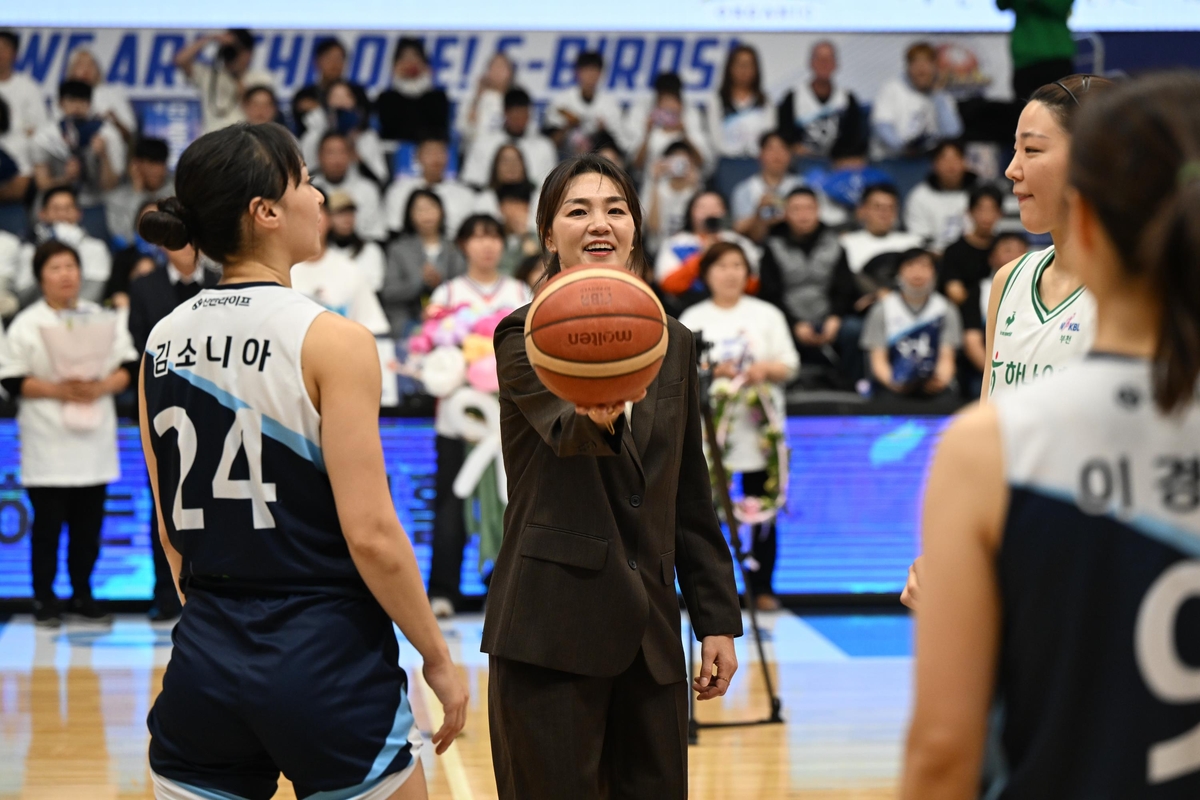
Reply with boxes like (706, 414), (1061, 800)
(524, 266), (668, 407)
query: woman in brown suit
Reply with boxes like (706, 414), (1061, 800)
(484, 154), (744, 799)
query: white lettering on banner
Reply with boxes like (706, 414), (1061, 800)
(11, 28), (1013, 110)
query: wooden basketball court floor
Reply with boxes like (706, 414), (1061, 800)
(0, 610), (911, 799)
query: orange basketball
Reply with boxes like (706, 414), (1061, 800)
(524, 266), (668, 407)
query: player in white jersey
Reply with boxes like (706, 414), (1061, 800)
(135, 122), (467, 800)
(903, 72), (1200, 799)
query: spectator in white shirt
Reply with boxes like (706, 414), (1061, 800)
(384, 137), (478, 237)
(0, 225), (19, 318)
(311, 131), (385, 242)
(174, 29), (275, 135)
(544, 51), (625, 158)
(460, 88), (557, 189)
(473, 143), (541, 229)
(456, 52), (515, 150)
(301, 80), (388, 184)
(64, 49), (137, 143)
(777, 40), (869, 162)
(731, 130), (803, 244)
(0, 240), (139, 625)
(0, 30), (48, 140)
(31, 81), (125, 217)
(16, 187), (112, 306)
(903, 139), (977, 255)
(241, 85), (280, 126)
(381, 189), (466, 337)
(325, 190), (386, 293)
(644, 140), (704, 251)
(105, 137), (174, 246)
(839, 183), (923, 311)
(871, 42), (963, 160)
(0, 95), (33, 205)
(428, 213), (531, 315)
(290, 202), (389, 335)
(707, 44), (777, 160)
(626, 72), (712, 177)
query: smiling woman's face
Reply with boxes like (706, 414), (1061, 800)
(545, 173), (636, 271)
(1005, 100), (1071, 235)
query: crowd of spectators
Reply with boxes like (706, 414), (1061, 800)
(0, 28), (1039, 409)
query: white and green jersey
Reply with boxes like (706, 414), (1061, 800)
(989, 245), (1095, 399)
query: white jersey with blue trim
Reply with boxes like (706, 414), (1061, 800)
(142, 282), (363, 593)
(989, 245), (1096, 399)
(992, 355), (1200, 797)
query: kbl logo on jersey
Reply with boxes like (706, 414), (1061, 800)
(1060, 313), (1081, 333)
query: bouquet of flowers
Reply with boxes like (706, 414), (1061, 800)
(706, 375), (789, 525)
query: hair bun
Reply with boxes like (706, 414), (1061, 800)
(139, 197), (192, 251)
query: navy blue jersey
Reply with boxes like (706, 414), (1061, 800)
(994, 354), (1200, 798)
(143, 282), (361, 594)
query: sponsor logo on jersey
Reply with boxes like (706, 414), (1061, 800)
(1000, 310), (1016, 337)
(1060, 313), (1081, 333)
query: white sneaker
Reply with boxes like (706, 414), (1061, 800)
(430, 597), (455, 619)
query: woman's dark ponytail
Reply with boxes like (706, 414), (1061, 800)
(1070, 72), (1200, 413)
(139, 196), (193, 251)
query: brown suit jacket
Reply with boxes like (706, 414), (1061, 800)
(481, 305), (743, 685)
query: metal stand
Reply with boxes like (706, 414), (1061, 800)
(687, 339), (784, 744)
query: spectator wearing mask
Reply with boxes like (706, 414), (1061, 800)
(940, 184), (1003, 310)
(861, 248), (961, 400)
(460, 88), (556, 189)
(174, 29), (274, 134)
(496, 182), (539, 275)
(777, 40), (869, 162)
(294, 38), (369, 111)
(679, 241), (798, 610)
(904, 139), (978, 254)
(325, 190), (386, 293)
(383, 136), (477, 237)
(731, 130), (803, 244)
(291, 200), (389, 335)
(0, 96), (33, 206)
(544, 51), (624, 158)
(311, 131), (385, 241)
(626, 72), (712, 177)
(426, 214), (531, 618)
(105, 137), (173, 246)
(31, 81), (125, 232)
(656, 190), (760, 313)
(64, 49), (136, 143)
(707, 44), (777, 160)
(0, 240), (138, 626)
(0, 30), (48, 140)
(998, 0), (1076, 101)
(959, 231), (1028, 397)
(759, 188), (859, 373)
(240, 85), (280, 126)
(838, 183), (923, 311)
(376, 38), (451, 145)
(381, 189), (464, 337)
(473, 143), (541, 228)
(644, 140), (704, 251)
(301, 80), (388, 185)
(16, 187), (112, 306)
(456, 52), (515, 149)
(871, 42), (963, 160)
(106, 201), (167, 309)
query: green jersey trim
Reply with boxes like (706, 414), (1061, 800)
(997, 250), (1035, 309)
(1030, 250), (1086, 324)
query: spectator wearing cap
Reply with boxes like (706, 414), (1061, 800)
(871, 42), (963, 160)
(31, 81), (125, 231)
(384, 137), (478, 237)
(731, 130), (804, 244)
(625, 72), (712, 177)
(544, 51), (625, 157)
(381, 189), (465, 337)
(0, 95), (33, 207)
(174, 29), (274, 134)
(16, 188), (111, 306)
(940, 184), (1003, 311)
(904, 140), (978, 255)
(105, 138), (173, 246)
(777, 41), (869, 162)
(460, 88), (557, 189)
(241, 85), (280, 126)
(707, 44), (777, 160)
(0, 30), (48, 140)
(295, 38), (369, 111)
(311, 131), (386, 241)
(644, 140), (704, 251)
(456, 52), (515, 149)
(64, 49), (137, 143)
(376, 38), (451, 145)
(495, 182), (539, 276)
(301, 80), (388, 185)
(325, 190), (386, 293)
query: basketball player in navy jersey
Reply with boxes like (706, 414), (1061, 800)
(136, 123), (468, 800)
(903, 72), (1200, 798)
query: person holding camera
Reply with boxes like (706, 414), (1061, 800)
(655, 190), (759, 315)
(731, 130), (804, 244)
(626, 72), (712, 178)
(174, 29), (274, 134)
(644, 140), (703, 252)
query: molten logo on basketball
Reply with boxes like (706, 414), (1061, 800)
(567, 330), (633, 347)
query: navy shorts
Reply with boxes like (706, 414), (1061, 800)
(148, 590), (417, 800)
